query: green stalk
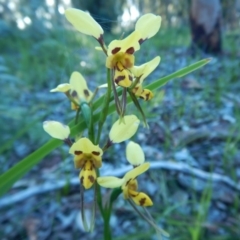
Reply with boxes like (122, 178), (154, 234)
(96, 68), (112, 144)
(95, 169), (103, 215)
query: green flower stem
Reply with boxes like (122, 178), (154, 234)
(103, 211), (112, 240)
(0, 58), (210, 197)
(94, 68), (114, 239)
(96, 68), (112, 144)
(95, 169), (103, 215)
(102, 188), (122, 240)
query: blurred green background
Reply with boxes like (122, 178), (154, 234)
(0, 0), (240, 239)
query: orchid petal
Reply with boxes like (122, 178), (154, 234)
(65, 8), (103, 39)
(43, 121), (70, 140)
(126, 141), (145, 165)
(97, 176), (124, 188)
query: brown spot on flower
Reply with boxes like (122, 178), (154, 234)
(92, 151), (100, 156)
(129, 75), (133, 81)
(145, 93), (150, 100)
(139, 197), (146, 206)
(88, 175), (95, 183)
(115, 75), (125, 84)
(84, 89), (90, 97)
(71, 90), (78, 98)
(126, 47), (134, 54)
(74, 150), (82, 155)
(130, 192), (138, 197)
(90, 165), (93, 171)
(112, 47), (121, 54)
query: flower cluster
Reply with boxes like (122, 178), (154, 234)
(43, 7), (163, 236)
(65, 8), (161, 119)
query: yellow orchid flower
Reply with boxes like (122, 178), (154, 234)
(126, 141), (145, 166)
(106, 31), (141, 88)
(43, 121), (70, 140)
(51, 71), (93, 110)
(131, 56), (160, 101)
(135, 13), (162, 44)
(97, 162), (153, 206)
(65, 8), (104, 40)
(109, 115), (140, 143)
(69, 138), (103, 189)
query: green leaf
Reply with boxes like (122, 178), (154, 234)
(0, 59), (210, 197)
(147, 58), (211, 91)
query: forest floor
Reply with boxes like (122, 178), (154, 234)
(0, 27), (240, 240)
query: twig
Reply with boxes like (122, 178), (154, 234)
(0, 162), (240, 208)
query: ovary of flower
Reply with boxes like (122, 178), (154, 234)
(97, 162), (153, 206)
(126, 141), (145, 166)
(51, 71), (93, 110)
(109, 115), (140, 143)
(65, 8), (104, 40)
(131, 56), (161, 101)
(69, 138), (103, 189)
(106, 31), (141, 88)
(135, 13), (162, 44)
(43, 121), (70, 140)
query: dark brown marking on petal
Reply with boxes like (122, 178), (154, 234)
(139, 96), (144, 99)
(115, 75), (125, 84)
(139, 197), (146, 206)
(126, 47), (134, 54)
(129, 75), (133, 81)
(71, 90), (78, 98)
(130, 192), (138, 197)
(74, 150), (82, 155)
(92, 151), (100, 156)
(88, 175), (95, 183)
(89, 165), (93, 171)
(146, 93), (150, 100)
(80, 176), (84, 184)
(112, 47), (121, 54)
(84, 89), (90, 97)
